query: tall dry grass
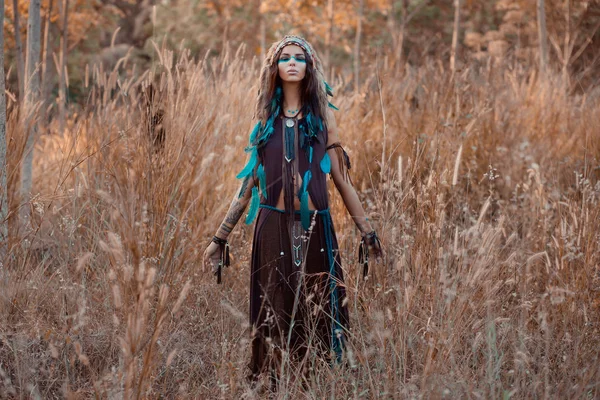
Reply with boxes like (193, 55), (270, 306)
(1, 42), (599, 398)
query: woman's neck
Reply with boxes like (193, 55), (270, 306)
(281, 81), (301, 113)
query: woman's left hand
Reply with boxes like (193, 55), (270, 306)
(368, 238), (385, 263)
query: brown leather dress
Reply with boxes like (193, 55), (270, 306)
(248, 114), (350, 379)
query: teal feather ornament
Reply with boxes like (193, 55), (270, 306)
(236, 148), (258, 179)
(328, 102), (339, 110)
(300, 191), (311, 230)
(324, 81), (334, 97)
(248, 121), (261, 144)
(308, 146), (313, 163)
(272, 87), (282, 110)
(257, 163), (267, 199)
(245, 186), (260, 224)
(320, 152), (331, 174)
(302, 170), (311, 194)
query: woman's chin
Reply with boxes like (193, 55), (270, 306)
(282, 75), (304, 82)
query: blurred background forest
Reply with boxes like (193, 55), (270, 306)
(3, 0), (600, 110)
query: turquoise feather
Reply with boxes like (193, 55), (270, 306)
(236, 148), (258, 179)
(257, 163), (267, 199)
(300, 191), (310, 230)
(328, 102), (339, 110)
(245, 186), (259, 224)
(249, 121), (261, 144)
(309, 146), (313, 163)
(324, 81), (334, 96)
(302, 170), (311, 194)
(320, 152), (331, 174)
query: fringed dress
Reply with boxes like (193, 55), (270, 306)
(248, 113), (350, 378)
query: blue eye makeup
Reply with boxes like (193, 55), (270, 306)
(278, 55), (306, 64)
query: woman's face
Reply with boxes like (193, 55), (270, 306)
(277, 44), (307, 82)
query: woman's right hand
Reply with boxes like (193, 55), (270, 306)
(203, 241), (222, 273)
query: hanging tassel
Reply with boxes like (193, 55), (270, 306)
(299, 170), (312, 230)
(300, 191), (311, 231)
(245, 186), (259, 224)
(320, 152), (331, 174)
(236, 148), (258, 179)
(358, 238), (369, 279)
(257, 163), (267, 199)
(224, 243), (230, 267)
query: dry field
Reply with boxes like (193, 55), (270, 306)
(1, 44), (599, 398)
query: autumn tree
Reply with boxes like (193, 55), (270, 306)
(537, 0), (549, 73)
(0, 0), (7, 254)
(21, 0), (41, 221)
(57, 0), (67, 132)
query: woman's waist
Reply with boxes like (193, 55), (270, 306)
(259, 204), (330, 217)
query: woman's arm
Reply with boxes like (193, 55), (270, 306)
(326, 109), (373, 234)
(214, 174), (255, 240)
(325, 109), (384, 262)
(203, 173), (255, 272)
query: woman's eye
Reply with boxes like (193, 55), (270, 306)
(279, 57), (291, 62)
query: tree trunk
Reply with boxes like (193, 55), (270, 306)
(0, 0), (8, 253)
(325, 0), (334, 81)
(258, 0), (265, 60)
(450, 0), (461, 75)
(354, 0), (363, 95)
(41, 0), (54, 126)
(562, 0), (571, 90)
(537, 0), (549, 74)
(397, 0), (408, 74)
(21, 0), (41, 220)
(58, 0), (68, 133)
(12, 0), (24, 103)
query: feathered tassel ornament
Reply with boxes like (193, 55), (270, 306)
(257, 163), (267, 199)
(299, 170), (312, 230)
(320, 152), (331, 174)
(236, 148), (258, 179)
(245, 186), (260, 224)
(248, 121), (262, 146)
(358, 238), (369, 279)
(300, 191), (311, 231)
(212, 236), (230, 284)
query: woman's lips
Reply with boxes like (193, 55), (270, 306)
(288, 70), (298, 74)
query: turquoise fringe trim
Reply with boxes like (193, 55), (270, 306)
(257, 163), (267, 199)
(320, 152), (331, 174)
(245, 186), (259, 224)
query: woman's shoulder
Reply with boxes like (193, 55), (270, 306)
(324, 108), (339, 146)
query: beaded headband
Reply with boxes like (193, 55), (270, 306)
(273, 35), (313, 61)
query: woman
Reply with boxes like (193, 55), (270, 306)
(203, 35), (384, 385)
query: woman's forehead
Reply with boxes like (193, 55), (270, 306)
(280, 44), (304, 55)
